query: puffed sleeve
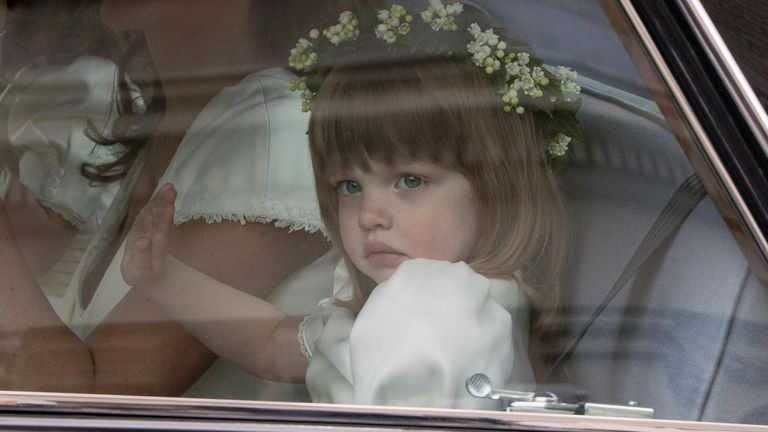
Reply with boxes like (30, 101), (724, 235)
(306, 259), (534, 409)
(4, 57), (121, 232)
(157, 67), (323, 234)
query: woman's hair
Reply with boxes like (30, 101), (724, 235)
(0, 0), (148, 182)
(83, 0), (385, 182)
(2, 0), (128, 73)
(309, 52), (567, 330)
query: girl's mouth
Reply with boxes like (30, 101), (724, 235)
(364, 242), (407, 267)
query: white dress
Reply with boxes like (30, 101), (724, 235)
(56, 67), (336, 400)
(301, 259), (535, 409)
(0, 56), (122, 307)
(0, 56), (121, 231)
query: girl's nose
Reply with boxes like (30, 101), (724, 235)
(358, 193), (392, 230)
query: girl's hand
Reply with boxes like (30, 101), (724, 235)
(121, 183), (176, 287)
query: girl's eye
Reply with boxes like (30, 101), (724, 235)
(337, 180), (361, 195)
(398, 175), (424, 190)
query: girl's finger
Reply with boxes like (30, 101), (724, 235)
(150, 184), (176, 275)
(127, 199), (152, 246)
(151, 202), (174, 274)
(122, 236), (152, 286)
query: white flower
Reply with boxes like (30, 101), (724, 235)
(288, 38), (318, 71)
(446, 2), (463, 15)
(517, 52), (530, 65)
(309, 29), (320, 39)
(468, 23), (482, 36)
(376, 4), (413, 43)
(548, 134), (571, 156)
(562, 80), (582, 96)
(501, 86), (519, 108)
(549, 65), (577, 83)
(521, 77), (537, 96)
(339, 11), (354, 24)
(506, 61), (521, 76)
(429, 0), (444, 8)
(486, 30), (499, 46)
(323, 10), (360, 45)
(469, 44), (492, 67)
(421, 0), (460, 31)
(547, 65), (580, 95)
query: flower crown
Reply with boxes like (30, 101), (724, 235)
(288, 0), (582, 165)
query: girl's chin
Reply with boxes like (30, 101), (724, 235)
(363, 255), (409, 284)
(364, 266), (398, 285)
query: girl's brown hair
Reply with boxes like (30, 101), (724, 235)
(309, 52), (568, 331)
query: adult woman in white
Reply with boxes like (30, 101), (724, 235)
(0, 0), (375, 398)
(0, 0), (126, 314)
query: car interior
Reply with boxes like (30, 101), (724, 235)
(559, 75), (765, 424)
(468, 0), (768, 424)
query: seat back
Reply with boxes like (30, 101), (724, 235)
(557, 77), (759, 423)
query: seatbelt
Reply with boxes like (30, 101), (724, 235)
(536, 173), (708, 390)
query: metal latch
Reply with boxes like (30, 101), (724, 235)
(466, 373), (654, 418)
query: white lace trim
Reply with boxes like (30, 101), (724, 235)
(297, 315), (314, 360)
(38, 200), (86, 229)
(173, 201), (326, 235)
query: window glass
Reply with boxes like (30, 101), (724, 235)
(0, 0), (766, 428)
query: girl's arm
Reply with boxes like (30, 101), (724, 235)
(0, 188), (324, 394)
(122, 184), (309, 383)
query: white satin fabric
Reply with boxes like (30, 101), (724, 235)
(0, 56), (121, 231)
(303, 259), (535, 409)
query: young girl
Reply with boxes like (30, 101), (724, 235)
(121, 0), (576, 409)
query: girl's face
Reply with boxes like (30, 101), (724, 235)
(334, 160), (479, 284)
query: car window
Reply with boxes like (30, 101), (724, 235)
(0, 0), (766, 429)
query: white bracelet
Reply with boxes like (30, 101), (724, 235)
(297, 315), (314, 361)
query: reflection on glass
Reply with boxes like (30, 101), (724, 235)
(0, 0), (766, 428)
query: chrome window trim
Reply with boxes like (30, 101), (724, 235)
(681, 0), (768, 155)
(614, 0), (768, 278)
(0, 392), (763, 432)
